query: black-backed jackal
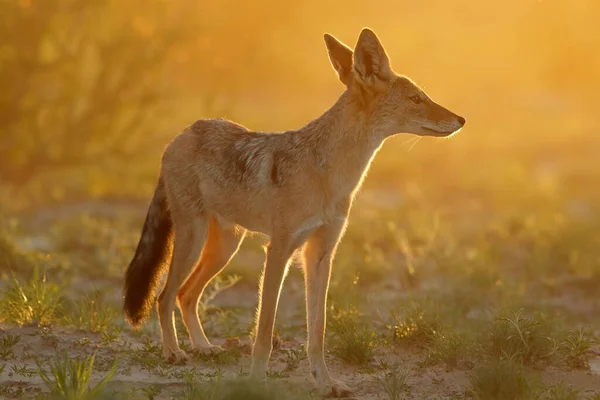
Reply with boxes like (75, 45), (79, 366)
(124, 28), (465, 397)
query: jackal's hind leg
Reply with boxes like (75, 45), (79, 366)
(158, 216), (208, 363)
(177, 218), (246, 353)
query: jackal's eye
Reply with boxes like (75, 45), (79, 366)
(410, 95), (421, 104)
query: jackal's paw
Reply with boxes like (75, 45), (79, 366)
(164, 349), (188, 364)
(193, 344), (225, 356)
(319, 380), (352, 398)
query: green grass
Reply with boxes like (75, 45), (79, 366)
(0, 333), (20, 360)
(560, 327), (595, 369)
(422, 329), (474, 369)
(386, 299), (445, 347)
(543, 382), (581, 400)
(469, 359), (537, 400)
(327, 305), (378, 365)
(0, 267), (62, 326)
(178, 374), (311, 400)
(376, 363), (411, 400)
(281, 346), (307, 371)
(36, 350), (117, 400)
(484, 309), (558, 366)
(63, 290), (118, 333)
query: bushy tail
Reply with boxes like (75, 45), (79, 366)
(123, 176), (173, 327)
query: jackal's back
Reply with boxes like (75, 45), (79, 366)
(161, 118), (323, 234)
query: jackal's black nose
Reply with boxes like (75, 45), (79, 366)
(457, 116), (466, 126)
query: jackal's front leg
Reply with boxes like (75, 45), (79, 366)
(249, 240), (295, 380)
(304, 219), (352, 397)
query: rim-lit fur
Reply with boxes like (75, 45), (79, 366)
(123, 28), (464, 397)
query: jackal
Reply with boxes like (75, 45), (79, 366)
(123, 28), (464, 396)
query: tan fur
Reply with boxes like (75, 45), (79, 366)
(124, 28), (465, 396)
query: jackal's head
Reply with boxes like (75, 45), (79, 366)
(324, 28), (465, 138)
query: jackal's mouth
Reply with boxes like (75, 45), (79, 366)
(420, 126), (458, 137)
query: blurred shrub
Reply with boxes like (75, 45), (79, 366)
(0, 0), (202, 183)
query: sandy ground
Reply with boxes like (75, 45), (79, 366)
(2, 275), (600, 399)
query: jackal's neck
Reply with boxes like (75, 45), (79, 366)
(300, 91), (384, 200)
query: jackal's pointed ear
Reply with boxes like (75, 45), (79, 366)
(353, 28), (392, 85)
(324, 33), (354, 87)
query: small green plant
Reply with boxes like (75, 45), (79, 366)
(141, 338), (161, 354)
(194, 347), (241, 366)
(167, 367), (203, 381)
(131, 353), (162, 372)
(64, 291), (118, 333)
(327, 305), (377, 365)
(36, 350), (117, 400)
(0, 384), (24, 399)
(181, 375), (305, 400)
(0, 267), (62, 326)
(281, 346), (307, 371)
(561, 327), (594, 369)
(140, 385), (162, 399)
(0, 333), (20, 360)
(266, 370), (287, 379)
(422, 330), (472, 369)
(485, 309), (557, 365)
(101, 326), (122, 344)
(376, 363), (411, 400)
(10, 363), (38, 377)
(469, 358), (536, 400)
(543, 382), (580, 400)
(386, 300), (444, 347)
(179, 370), (223, 400)
(219, 378), (310, 400)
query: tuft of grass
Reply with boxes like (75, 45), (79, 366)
(0, 333), (20, 360)
(0, 267), (62, 326)
(63, 290), (118, 333)
(469, 358), (537, 400)
(220, 379), (310, 400)
(484, 309), (557, 365)
(100, 326), (122, 344)
(10, 363), (38, 378)
(140, 385), (163, 399)
(422, 330), (473, 369)
(36, 350), (117, 400)
(327, 305), (377, 365)
(193, 348), (241, 366)
(376, 363), (411, 400)
(179, 374), (310, 400)
(386, 300), (444, 347)
(281, 346), (307, 371)
(542, 382), (581, 400)
(561, 327), (594, 369)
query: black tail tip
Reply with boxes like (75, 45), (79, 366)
(123, 308), (146, 328)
